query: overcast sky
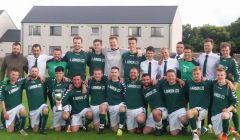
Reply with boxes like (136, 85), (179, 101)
(0, 0), (239, 29)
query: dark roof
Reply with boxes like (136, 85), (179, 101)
(0, 10), (4, 15)
(22, 6), (178, 24)
(0, 29), (20, 42)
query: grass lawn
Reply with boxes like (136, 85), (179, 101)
(0, 86), (239, 140)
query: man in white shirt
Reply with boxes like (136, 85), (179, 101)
(27, 44), (52, 77)
(158, 48), (179, 78)
(196, 38), (220, 80)
(172, 42), (184, 59)
(196, 38), (220, 129)
(140, 46), (159, 80)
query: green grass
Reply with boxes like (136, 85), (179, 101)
(0, 86), (240, 140)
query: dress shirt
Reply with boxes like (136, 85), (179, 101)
(140, 59), (159, 80)
(158, 57), (179, 78)
(27, 54), (52, 76)
(174, 53), (184, 59)
(196, 52), (220, 80)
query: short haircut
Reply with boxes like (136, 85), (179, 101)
(54, 48), (62, 52)
(10, 68), (20, 74)
(184, 44), (193, 51)
(109, 36), (118, 41)
(111, 66), (119, 71)
(31, 66), (39, 70)
(142, 73), (150, 78)
(12, 42), (21, 47)
(128, 37), (138, 43)
(73, 73), (82, 78)
(93, 67), (103, 72)
(192, 66), (202, 73)
(130, 67), (139, 73)
(177, 41), (184, 45)
(32, 44), (41, 50)
(55, 66), (64, 72)
(166, 69), (176, 74)
(216, 67), (226, 73)
(146, 46), (155, 52)
(93, 39), (102, 44)
(73, 36), (83, 43)
(203, 38), (214, 45)
(220, 42), (231, 49)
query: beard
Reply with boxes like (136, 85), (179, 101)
(12, 52), (20, 56)
(31, 74), (38, 79)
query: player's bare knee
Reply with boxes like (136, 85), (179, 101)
(99, 104), (107, 113)
(42, 107), (49, 115)
(143, 127), (153, 135)
(119, 106), (126, 112)
(221, 112), (230, 119)
(180, 115), (188, 124)
(62, 111), (70, 120)
(86, 111), (93, 119)
(128, 129), (135, 133)
(19, 108), (27, 117)
(170, 130), (180, 136)
(233, 108), (237, 113)
(136, 114), (145, 124)
(54, 127), (61, 132)
(112, 126), (118, 132)
(6, 127), (14, 133)
(71, 128), (79, 133)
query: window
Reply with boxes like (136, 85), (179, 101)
(128, 27), (141, 37)
(29, 26), (41, 35)
(151, 27), (164, 37)
(110, 27), (119, 36)
(92, 27), (99, 34)
(71, 26), (79, 36)
(50, 26), (62, 36)
(28, 45), (32, 55)
(49, 46), (61, 55)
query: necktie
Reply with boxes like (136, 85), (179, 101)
(176, 55), (180, 59)
(163, 61), (167, 76)
(148, 62), (152, 78)
(203, 54), (208, 77)
(34, 58), (38, 67)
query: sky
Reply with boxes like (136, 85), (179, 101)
(0, 0), (240, 29)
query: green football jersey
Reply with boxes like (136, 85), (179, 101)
(45, 77), (71, 109)
(87, 52), (105, 76)
(178, 59), (199, 80)
(159, 80), (187, 113)
(25, 79), (46, 111)
(211, 82), (238, 116)
(185, 80), (213, 109)
(46, 58), (67, 77)
(122, 52), (145, 79)
(106, 80), (126, 106)
(125, 79), (145, 109)
(88, 76), (107, 106)
(63, 51), (88, 80)
(219, 57), (240, 83)
(62, 88), (89, 115)
(142, 85), (165, 111)
(0, 78), (25, 111)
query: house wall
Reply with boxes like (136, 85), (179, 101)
(0, 11), (17, 37)
(22, 23), (177, 55)
(170, 7), (182, 53)
(0, 42), (13, 57)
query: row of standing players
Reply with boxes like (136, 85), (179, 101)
(0, 38), (237, 140)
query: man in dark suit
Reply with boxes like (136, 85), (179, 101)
(171, 42), (184, 59)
